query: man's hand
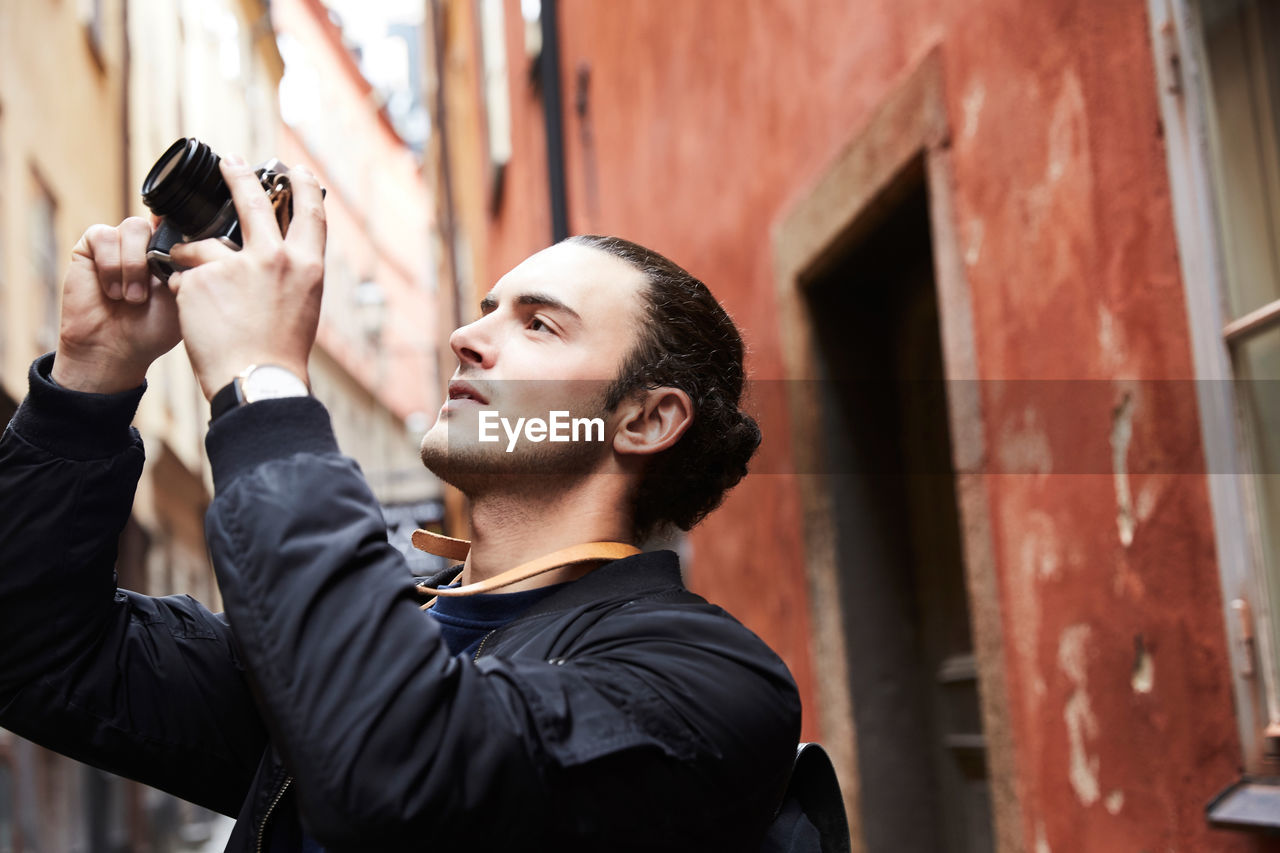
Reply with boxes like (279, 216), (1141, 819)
(168, 156), (326, 401)
(52, 218), (182, 394)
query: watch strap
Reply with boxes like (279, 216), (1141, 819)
(208, 364), (310, 425)
(209, 378), (240, 424)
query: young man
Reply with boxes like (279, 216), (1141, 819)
(0, 157), (800, 850)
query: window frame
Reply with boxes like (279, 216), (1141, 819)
(1148, 0), (1280, 772)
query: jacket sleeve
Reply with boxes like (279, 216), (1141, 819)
(204, 397), (801, 851)
(0, 354), (268, 815)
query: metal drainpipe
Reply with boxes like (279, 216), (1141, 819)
(539, 0), (568, 243)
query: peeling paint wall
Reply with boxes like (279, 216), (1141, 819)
(437, 0), (1271, 849)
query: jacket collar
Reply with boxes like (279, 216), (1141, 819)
(416, 549), (685, 619)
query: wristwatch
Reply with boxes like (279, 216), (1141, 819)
(209, 364), (310, 423)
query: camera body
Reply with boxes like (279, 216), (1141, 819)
(141, 137), (302, 282)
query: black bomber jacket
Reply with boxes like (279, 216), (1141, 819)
(0, 355), (801, 851)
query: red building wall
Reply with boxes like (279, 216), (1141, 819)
(440, 1), (1267, 849)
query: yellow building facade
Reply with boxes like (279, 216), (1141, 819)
(0, 0), (439, 848)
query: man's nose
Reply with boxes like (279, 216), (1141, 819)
(449, 319), (495, 369)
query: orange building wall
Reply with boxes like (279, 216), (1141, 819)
(440, 2), (1268, 849)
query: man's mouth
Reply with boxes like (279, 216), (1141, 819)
(447, 381), (488, 405)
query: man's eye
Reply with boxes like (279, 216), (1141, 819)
(529, 317), (552, 333)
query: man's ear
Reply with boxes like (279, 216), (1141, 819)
(613, 387), (693, 457)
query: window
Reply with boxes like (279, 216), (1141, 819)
(477, 0), (513, 210)
(1151, 0), (1280, 773)
(29, 170), (58, 353)
(1203, 0), (1280, 734)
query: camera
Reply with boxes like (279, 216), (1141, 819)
(141, 137), (308, 282)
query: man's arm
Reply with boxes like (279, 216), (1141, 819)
(0, 355), (148, 689)
(0, 218), (268, 814)
(203, 399), (800, 850)
(0, 355), (269, 814)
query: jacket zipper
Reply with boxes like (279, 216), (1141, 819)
(256, 775), (294, 853)
(473, 629), (496, 661)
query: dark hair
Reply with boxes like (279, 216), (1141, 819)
(568, 235), (762, 541)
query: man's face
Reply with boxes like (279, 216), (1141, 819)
(419, 242), (648, 491)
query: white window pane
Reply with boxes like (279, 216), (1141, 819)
(1202, 0), (1280, 319)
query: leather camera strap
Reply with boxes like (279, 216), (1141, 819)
(411, 529), (640, 606)
(411, 529), (472, 562)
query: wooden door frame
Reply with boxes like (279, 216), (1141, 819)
(773, 47), (1022, 853)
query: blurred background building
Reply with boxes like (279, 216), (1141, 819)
(6, 0), (1280, 851)
(0, 0), (440, 849)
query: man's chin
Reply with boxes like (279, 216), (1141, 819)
(419, 430), (525, 492)
(418, 427), (474, 484)
(418, 433), (484, 493)
(419, 428), (606, 496)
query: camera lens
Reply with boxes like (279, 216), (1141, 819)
(141, 138), (231, 238)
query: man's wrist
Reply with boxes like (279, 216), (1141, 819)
(199, 357), (310, 403)
(13, 354), (146, 461)
(51, 350), (147, 394)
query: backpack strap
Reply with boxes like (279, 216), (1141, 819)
(761, 743), (852, 853)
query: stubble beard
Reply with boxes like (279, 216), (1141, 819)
(419, 404), (612, 500)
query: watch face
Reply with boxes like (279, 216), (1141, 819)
(241, 365), (309, 403)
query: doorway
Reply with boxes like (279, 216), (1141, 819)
(804, 165), (994, 853)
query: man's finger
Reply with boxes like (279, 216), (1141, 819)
(219, 155), (281, 247)
(169, 237), (236, 267)
(284, 165), (326, 258)
(119, 217), (153, 304)
(84, 225), (124, 301)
